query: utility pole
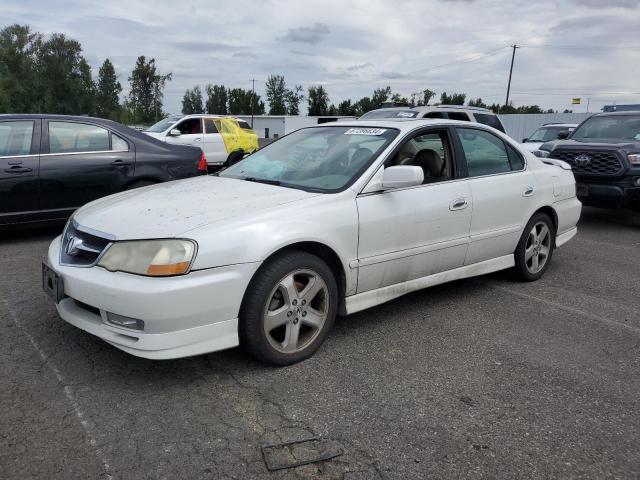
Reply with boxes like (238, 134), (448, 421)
(504, 44), (519, 112)
(250, 78), (255, 128)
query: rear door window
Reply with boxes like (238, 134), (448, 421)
(474, 113), (506, 133)
(0, 121), (34, 156)
(456, 127), (512, 177)
(447, 112), (471, 122)
(237, 120), (252, 129)
(204, 119), (219, 134)
(48, 122), (110, 154)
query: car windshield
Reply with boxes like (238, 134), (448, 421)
(528, 126), (567, 142)
(571, 115), (640, 141)
(360, 110), (418, 119)
(145, 116), (180, 133)
(220, 126), (398, 192)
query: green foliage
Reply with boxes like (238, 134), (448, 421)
(284, 84), (304, 115)
(439, 91), (466, 105)
(205, 84), (228, 114)
(228, 87), (265, 115)
(307, 85), (330, 116)
(0, 24), (40, 113)
(96, 58), (121, 120)
(265, 74), (287, 115)
(127, 56), (172, 124)
(337, 99), (356, 116)
(182, 85), (203, 114)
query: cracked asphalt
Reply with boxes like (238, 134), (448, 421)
(1, 206), (639, 479)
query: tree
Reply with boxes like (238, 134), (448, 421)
(265, 74), (287, 115)
(127, 56), (172, 124)
(468, 98), (488, 108)
(337, 99), (356, 116)
(439, 91), (466, 105)
(371, 86), (391, 109)
(95, 58), (121, 119)
(307, 85), (330, 116)
(181, 85), (203, 114)
(205, 84), (228, 114)
(0, 24), (41, 113)
(284, 84), (304, 115)
(228, 88), (265, 115)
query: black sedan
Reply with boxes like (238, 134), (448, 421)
(0, 114), (206, 227)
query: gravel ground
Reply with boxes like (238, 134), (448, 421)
(1, 206), (639, 480)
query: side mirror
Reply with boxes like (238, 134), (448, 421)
(382, 166), (423, 189)
(557, 130), (569, 140)
(168, 129), (181, 137)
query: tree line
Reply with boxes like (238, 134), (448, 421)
(1, 23), (571, 125)
(0, 24), (172, 124)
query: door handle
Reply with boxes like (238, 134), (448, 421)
(110, 159), (130, 166)
(193, 138), (202, 142)
(8, 160), (23, 165)
(523, 185), (535, 197)
(4, 166), (33, 173)
(449, 198), (468, 211)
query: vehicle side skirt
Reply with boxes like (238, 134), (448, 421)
(342, 254), (514, 315)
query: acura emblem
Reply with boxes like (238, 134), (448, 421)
(65, 236), (83, 256)
(574, 154), (592, 166)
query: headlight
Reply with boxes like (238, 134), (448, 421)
(533, 150), (550, 158)
(628, 153), (640, 165)
(98, 239), (197, 276)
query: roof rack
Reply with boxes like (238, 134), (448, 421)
(434, 104), (491, 112)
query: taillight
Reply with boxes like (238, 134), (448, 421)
(197, 151), (208, 172)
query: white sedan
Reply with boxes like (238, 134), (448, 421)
(43, 119), (581, 365)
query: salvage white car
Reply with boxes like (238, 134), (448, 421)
(43, 119), (581, 365)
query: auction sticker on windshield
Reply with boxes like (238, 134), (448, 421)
(344, 128), (387, 136)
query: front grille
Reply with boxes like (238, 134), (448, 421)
(551, 149), (623, 176)
(60, 221), (113, 267)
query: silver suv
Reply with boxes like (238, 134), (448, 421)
(360, 105), (506, 133)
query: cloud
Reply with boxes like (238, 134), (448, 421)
(174, 41), (247, 52)
(278, 23), (330, 44)
(232, 51), (258, 59)
(572, 0), (639, 8)
(379, 71), (406, 79)
(347, 62), (373, 71)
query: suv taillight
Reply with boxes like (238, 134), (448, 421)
(197, 151), (208, 172)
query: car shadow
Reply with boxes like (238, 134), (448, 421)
(579, 206), (640, 229)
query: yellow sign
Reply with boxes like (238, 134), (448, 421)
(572, 98), (581, 105)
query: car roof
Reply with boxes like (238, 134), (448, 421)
(592, 110), (640, 117)
(311, 118), (498, 133)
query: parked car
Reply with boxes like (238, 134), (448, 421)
(520, 123), (577, 152)
(0, 115), (205, 227)
(534, 111), (640, 210)
(43, 119), (581, 365)
(360, 105), (506, 133)
(144, 114), (259, 168)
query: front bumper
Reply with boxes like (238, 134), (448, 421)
(47, 236), (259, 359)
(575, 178), (640, 208)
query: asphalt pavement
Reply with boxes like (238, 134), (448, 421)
(1, 207), (639, 479)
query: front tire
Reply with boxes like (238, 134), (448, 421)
(513, 213), (555, 282)
(239, 251), (338, 366)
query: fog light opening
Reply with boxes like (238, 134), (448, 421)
(106, 312), (145, 331)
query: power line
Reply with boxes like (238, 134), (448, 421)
(519, 43), (640, 51)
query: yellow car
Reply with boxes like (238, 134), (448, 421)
(145, 114), (259, 167)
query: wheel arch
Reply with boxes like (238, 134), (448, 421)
(249, 241), (347, 302)
(533, 205), (558, 232)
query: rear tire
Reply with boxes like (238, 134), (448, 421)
(513, 213), (555, 282)
(239, 251), (338, 366)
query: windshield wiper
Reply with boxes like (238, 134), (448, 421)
(242, 177), (282, 186)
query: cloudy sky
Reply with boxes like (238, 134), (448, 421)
(2, 0), (640, 114)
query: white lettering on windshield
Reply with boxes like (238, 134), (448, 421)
(344, 128), (387, 136)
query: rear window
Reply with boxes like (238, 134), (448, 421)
(474, 113), (505, 133)
(360, 110), (418, 119)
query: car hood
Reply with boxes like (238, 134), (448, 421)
(541, 138), (640, 152)
(73, 176), (320, 240)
